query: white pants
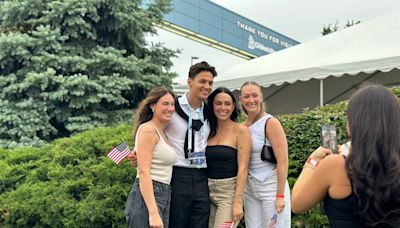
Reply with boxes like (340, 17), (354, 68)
(244, 170), (291, 228)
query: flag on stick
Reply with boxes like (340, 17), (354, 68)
(268, 213), (277, 228)
(218, 221), (235, 228)
(107, 141), (131, 165)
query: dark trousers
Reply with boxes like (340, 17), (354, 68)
(125, 179), (171, 228)
(169, 166), (210, 228)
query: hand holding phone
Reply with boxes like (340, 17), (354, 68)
(320, 124), (337, 154)
(339, 141), (351, 156)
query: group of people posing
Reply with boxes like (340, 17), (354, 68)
(124, 61), (400, 228)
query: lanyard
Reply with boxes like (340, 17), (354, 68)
(188, 103), (204, 152)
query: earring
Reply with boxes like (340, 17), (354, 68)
(151, 109), (154, 113)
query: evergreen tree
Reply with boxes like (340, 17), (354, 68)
(322, 21), (339, 35)
(322, 19), (361, 35)
(0, 0), (177, 148)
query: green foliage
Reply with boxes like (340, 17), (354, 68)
(0, 0), (177, 148)
(0, 124), (135, 227)
(279, 102), (348, 227)
(281, 86), (399, 226)
(392, 86), (400, 98)
(281, 102), (349, 186)
(322, 19), (360, 35)
(0, 88), (398, 227)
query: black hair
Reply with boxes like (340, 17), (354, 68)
(207, 87), (240, 139)
(188, 61), (217, 79)
(345, 85), (400, 227)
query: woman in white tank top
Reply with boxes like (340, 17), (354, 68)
(125, 86), (177, 228)
(240, 81), (291, 228)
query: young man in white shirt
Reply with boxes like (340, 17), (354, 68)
(166, 61), (217, 228)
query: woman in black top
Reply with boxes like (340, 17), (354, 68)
(291, 85), (400, 227)
(205, 87), (251, 228)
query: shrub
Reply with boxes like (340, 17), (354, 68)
(280, 86), (399, 227)
(0, 124), (135, 227)
(0, 87), (398, 227)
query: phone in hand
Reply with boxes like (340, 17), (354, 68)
(320, 124), (337, 154)
(340, 141), (351, 156)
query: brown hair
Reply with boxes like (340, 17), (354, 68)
(132, 86), (175, 142)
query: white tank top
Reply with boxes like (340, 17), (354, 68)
(135, 123), (177, 185)
(248, 114), (276, 182)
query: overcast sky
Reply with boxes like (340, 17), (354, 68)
(146, 0), (400, 85)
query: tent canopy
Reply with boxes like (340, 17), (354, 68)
(197, 10), (400, 114)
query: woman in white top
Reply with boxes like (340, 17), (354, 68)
(125, 86), (177, 228)
(239, 81), (291, 227)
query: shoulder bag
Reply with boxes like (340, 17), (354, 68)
(260, 117), (277, 164)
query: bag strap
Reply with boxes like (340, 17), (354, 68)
(264, 116), (274, 144)
(174, 96), (209, 158)
(174, 97), (209, 121)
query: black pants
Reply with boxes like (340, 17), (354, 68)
(169, 166), (210, 228)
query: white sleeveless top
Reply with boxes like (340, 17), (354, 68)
(135, 123), (177, 185)
(248, 114), (276, 182)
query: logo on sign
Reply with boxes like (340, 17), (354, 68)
(248, 35), (255, 49)
(247, 35), (275, 54)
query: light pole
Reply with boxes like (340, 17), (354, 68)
(191, 56), (199, 66)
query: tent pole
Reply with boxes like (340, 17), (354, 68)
(320, 79), (324, 107)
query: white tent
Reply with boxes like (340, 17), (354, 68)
(196, 10), (400, 114)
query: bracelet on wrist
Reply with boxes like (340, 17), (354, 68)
(276, 194), (284, 198)
(306, 157), (319, 168)
(304, 163), (315, 170)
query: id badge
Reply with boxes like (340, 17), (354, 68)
(188, 151), (206, 168)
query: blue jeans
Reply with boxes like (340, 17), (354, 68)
(125, 179), (171, 228)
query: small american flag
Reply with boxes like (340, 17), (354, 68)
(218, 221), (234, 228)
(268, 213), (277, 228)
(107, 141), (131, 165)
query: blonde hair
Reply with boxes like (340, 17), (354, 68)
(240, 81), (266, 116)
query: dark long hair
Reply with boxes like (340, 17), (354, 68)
(345, 85), (400, 227)
(132, 86), (175, 142)
(207, 87), (240, 139)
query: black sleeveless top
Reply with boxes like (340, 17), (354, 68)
(323, 193), (364, 228)
(205, 145), (238, 179)
(324, 156), (363, 227)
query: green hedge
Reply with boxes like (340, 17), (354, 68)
(1, 87), (398, 227)
(0, 104), (346, 227)
(282, 101), (348, 227)
(0, 124), (135, 227)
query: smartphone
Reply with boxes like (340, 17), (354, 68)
(320, 124), (337, 154)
